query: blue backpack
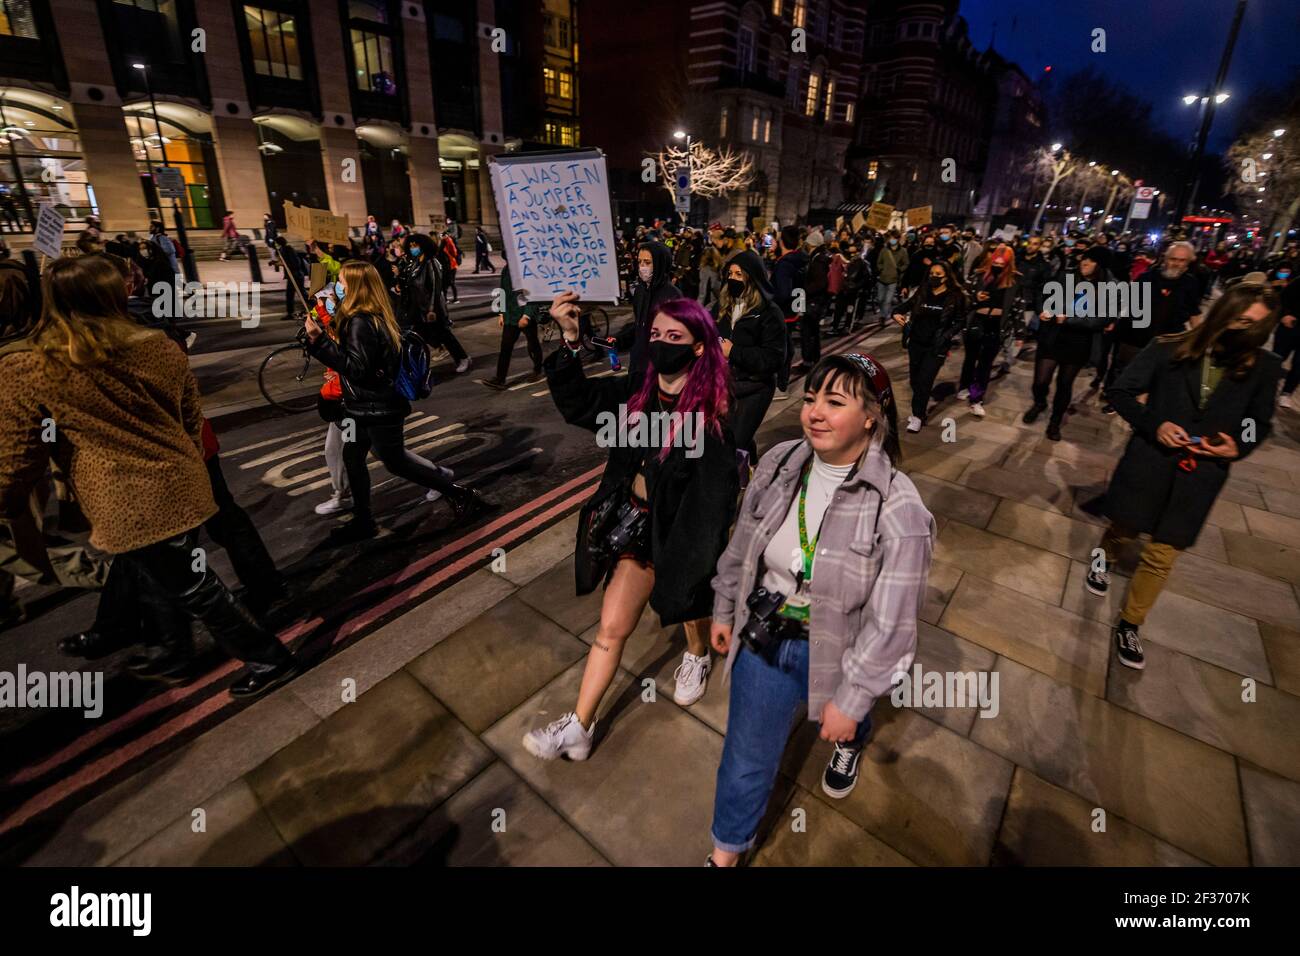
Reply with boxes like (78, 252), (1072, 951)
(393, 329), (435, 401)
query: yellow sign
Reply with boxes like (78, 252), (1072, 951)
(906, 205), (933, 227)
(283, 201), (351, 245)
(851, 212), (866, 232)
(835, 215), (845, 231)
(865, 202), (894, 231)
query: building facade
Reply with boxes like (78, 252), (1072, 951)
(846, 0), (997, 226)
(0, 0), (578, 237)
(969, 53), (1046, 233)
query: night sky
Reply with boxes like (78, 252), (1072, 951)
(962, 0), (1300, 152)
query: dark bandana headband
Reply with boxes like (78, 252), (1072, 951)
(844, 352), (893, 407)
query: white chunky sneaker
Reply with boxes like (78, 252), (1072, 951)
(672, 652), (712, 706)
(970, 401), (986, 418)
(424, 466), (456, 502)
(522, 712), (594, 761)
(905, 415), (922, 433)
(455, 357), (472, 374)
(314, 492), (352, 516)
(1280, 393), (1294, 410)
(957, 388), (970, 401)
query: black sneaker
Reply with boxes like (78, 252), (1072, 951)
(326, 518), (378, 545)
(1114, 622), (1145, 670)
(821, 742), (863, 799)
(482, 377), (508, 391)
(1102, 403), (1117, 415)
(230, 658), (300, 699)
(449, 490), (492, 525)
(1085, 567), (1110, 596)
(1022, 403), (1046, 424)
(1046, 419), (1062, 442)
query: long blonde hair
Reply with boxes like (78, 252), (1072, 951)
(334, 259), (402, 353)
(33, 254), (141, 367)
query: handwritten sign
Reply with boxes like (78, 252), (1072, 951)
(32, 204), (64, 259)
(283, 200), (350, 245)
(865, 202), (894, 231)
(489, 149), (619, 302)
(906, 205), (932, 228)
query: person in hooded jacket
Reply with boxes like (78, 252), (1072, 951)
(1024, 246), (1111, 440)
(892, 259), (966, 432)
(399, 232), (471, 374)
(614, 239), (680, 388)
(714, 249), (787, 462)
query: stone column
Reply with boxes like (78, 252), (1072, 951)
(48, 0), (151, 231)
(401, 1), (444, 227)
(308, 0), (366, 223)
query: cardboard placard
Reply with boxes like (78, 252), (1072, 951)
(851, 212), (866, 232)
(283, 200), (350, 246)
(489, 149), (619, 301)
(906, 205), (932, 228)
(865, 202), (894, 230)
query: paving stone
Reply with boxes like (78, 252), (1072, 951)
(934, 520), (1071, 605)
(997, 449), (1113, 488)
(783, 705), (1013, 866)
(751, 785), (915, 866)
(940, 575), (1109, 697)
(910, 472), (999, 528)
(959, 462), (1075, 515)
(246, 670), (493, 866)
(1259, 623), (1300, 697)
(1231, 459), (1297, 493)
(1239, 762), (1300, 866)
(406, 596), (588, 734)
(970, 657), (1247, 866)
(497, 513), (581, 587)
(1062, 562), (1272, 681)
(1219, 479), (1267, 510)
(1167, 552), (1300, 631)
(1221, 528), (1300, 587)
(986, 498), (1105, 561)
(904, 446), (971, 483)
(1183, 523), (1228, 563)
(1206, 498), (1248, 532)
(992, 769), (1206, 866)
(1108, 639), (1300, 782)
(516, 558), (604, 636)
(907, 622), (1000, 736)
(920, 559), (962, 625)
(21, 689), (320, 866)
(378, 761), (610, 866)
(1260, 486), (1300, 519)
(1242, 506), (1300, 549)
(482, 661), (723, 866)
(287, 567), (518, 720)
(114, 779), (295, 867)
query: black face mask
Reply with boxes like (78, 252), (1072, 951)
(726, 277), (746, 298)
(1216, 328), (1255, 355)
(927, 276), (944, 288)
(649, 341), (696, 374)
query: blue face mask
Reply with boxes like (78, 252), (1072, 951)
(325, 296), (337, 316)
(410, 246), (422, 258)
(334, 280), (345, 299)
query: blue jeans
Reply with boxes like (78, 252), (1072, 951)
(711, 640), (871, 854)
(877, 281), (897, 318)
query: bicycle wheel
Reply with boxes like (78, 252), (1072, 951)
(583, 307), (610, 338)
(258, 343), (320, 413)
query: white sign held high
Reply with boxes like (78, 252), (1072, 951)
(33, 204), (65, 259)
(489, 149), (619, 302)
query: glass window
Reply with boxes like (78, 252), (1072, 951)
(750, 108), (759, 141)
(543, 66), (557, 96)
(720, 105), (728, 138)
(557, 17), (569, 50)
(804, 70), (820, 117)
(558, 70), (572, 100)
(348, 0), (388, 24)
(0, 0), (38, 37)
(737, 27), (754, 73)
(352, 28), (397, 95)
(763, 112), (771, 143)
(244, 6), (302, 80)
(907, 21), (919, 38)
(845, 101), (854, 124)
(793, 0), (805, 29)
(823, 77), (834, 121)
(771, 0), (782, 15)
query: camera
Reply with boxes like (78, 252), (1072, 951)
(738, 586), (798, 662)
(594, 500), (649, 558)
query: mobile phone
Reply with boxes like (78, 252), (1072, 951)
(1186, 435), (1202, 444)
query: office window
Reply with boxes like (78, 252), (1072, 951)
(867, 161), (877, 180)
(804, 70), (820, 117)
(792, 0), (805, 29)
(750, 107), (759, 141)
(737, 27), (754, 73)
(771, 0), (782, 15)
(348, 0), (388, 23)
(244, 6), (302, 80)
(907, 21), (919, 38)
(845, 100), (854, 124)
(558, 70), (572, 100)
(720, 105), (728, 138)
(763, 111), (771, 143)
(543, 66), (557, 96)
(0, 0), (38, 36)
(352, 28), (396, 94)
(823, 77), (834, 122)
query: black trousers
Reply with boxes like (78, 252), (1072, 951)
(496, 319), (543, 382)
(342, 415), (463, 518)
(117, 529), (291, 672)
(731, 384), (775, 461)
(959, 330), (1001, 397)
(1032, 353), (1085, 421)
(474, 251), (495, 273)
(1093, 330), (1119, 383)
(204, 456), (280, 599)
(801, 294), (828, 364)
(907, 345), (947, 420)
(1103, 341), (1144, 391)
(418, 319), (468, 363)
(1273, 323), (1300, 393)
(777, 319), (796, 390)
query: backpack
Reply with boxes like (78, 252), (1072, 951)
(393, 328), (435, 400)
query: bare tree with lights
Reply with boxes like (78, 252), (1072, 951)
(655, 141), (755, 218)
(1027, 145), (1079, 233)
(1226, 120), (1298, 253)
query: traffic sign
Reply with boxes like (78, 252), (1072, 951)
(1135, 186), (1155, 201)
(154, 166), (186, 200)
(673, 169), (690, 216)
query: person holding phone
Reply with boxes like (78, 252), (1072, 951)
(521, 291), (738, 761)
(705, 352), (934, 866)
(1087, 280), (1282, 670)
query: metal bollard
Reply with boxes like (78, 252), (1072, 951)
(246, 241), (262, 283)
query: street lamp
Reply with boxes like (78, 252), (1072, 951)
(1273, 128), (1286, 138)
(1182, 94), (1198, 105)
(1215, 92), (1230, 104)
(1051, 142), (1062, 152)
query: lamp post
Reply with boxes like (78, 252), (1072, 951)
(134, 61), (196, 281)
(672, 128), (692, 224)
(1030, 143), (1071, 233)
(1101, 169), (1123, 224)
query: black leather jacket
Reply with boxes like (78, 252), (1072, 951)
(307, 310), (410, 419)
(398, 254), (449, 328)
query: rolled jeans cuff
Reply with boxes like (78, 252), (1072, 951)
(710, 828), (756, 855)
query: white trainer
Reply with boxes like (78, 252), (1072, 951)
(522, 712), (595, 761)
(970, 401), (986, 418)
(315, 492), (352, 516)
(957, 388), (970, 401)
(455, 357), (472, 374)
(672, 652), (712, 706)
(424, 466), (456, 502)
(1280, 393), (1295, 410)
(905, 415), (922, 433)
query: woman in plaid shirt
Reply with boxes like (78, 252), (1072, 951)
(706, 352), (935, 866)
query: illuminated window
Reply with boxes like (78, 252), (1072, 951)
(845, 101), (855, 124)
(867, 161), (878, 180)
(805, 70), (820, 117)
(793, 0), (806, 28)
(823, 77), (834, 121)
(351, 28), (396, 94)
(751, 108), (759, 141)
(720, 105), (728, 138)
(0, 0), (38, 36)
(558, 70), (572, 100)
(771, 0), (782, 15)
(544, 67), (557, 96)
(764, 112), (771, 143)
(244, 6), (302, 80)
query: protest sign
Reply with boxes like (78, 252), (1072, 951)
(489, 148), (619, 301)
(32, 204), (65, 259)
(906, 205), (932, 228)
(865, 202), (894, 230)
(283, 201), (350, 245)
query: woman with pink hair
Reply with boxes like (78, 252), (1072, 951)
(523, 292), (739, 762)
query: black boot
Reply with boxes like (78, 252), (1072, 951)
(326, 516), (379, 545)
(1022, 403), (1047, 424)
(230, 658), (301, 699)
(1046, 417), (1063, 441)
(449, 488), (492, 525)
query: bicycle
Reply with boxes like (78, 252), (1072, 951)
(258, 327), (322, 413)
(534, 304), (610, 345)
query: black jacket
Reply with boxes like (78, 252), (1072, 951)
(1018, 252), (1056, 312)
(617, 240), (680, 387)
(897, 285), (965, 355)
(398, 254), (449, 328)
(1037, 265), (1110, 365)
(307, 310), (410, 419)
(1102, 340), (1281, 549)
(770, 249), (808, 317)
(715, 250), (786, 394)
(545, 344), (739, 625)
